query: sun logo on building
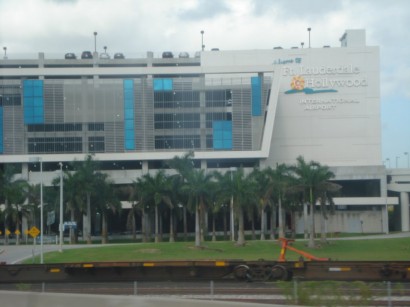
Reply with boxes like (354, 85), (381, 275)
(285, 75), (337, 94)
(290, 75), (305, 91)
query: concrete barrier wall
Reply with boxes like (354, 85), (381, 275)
(0, 290), (297, 307)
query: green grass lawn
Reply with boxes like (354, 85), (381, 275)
(35, 237), (410, 264)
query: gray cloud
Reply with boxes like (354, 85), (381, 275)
(251, 0), (343, 17)
(178, 0), (231, 20)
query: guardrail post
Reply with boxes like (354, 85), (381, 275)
(210, 280), (214, 300)
(134, 281), (138, 295)
(293, 278), (298, 304)
(387, 281), (392, 307)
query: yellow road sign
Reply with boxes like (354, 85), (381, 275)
(5, 229), (11, 236)
(28, 226), (40, 238)
(15, 229), (21, 235)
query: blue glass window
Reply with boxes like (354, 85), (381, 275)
(213, 120), (232, 150)
(23, 79), (44, 124)
(251, 76), (262, 116)
(153, 78), (173, 91)
(123, 80), (135, 150)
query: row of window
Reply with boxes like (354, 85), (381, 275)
(27, 123), (105, 132)
(28, 136), (106, 153)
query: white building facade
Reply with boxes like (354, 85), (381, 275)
(0, 29), (406, 234)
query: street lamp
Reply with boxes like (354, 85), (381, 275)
(301, 42), (304, 48)
(59, 162), (64, 252)
(201, 30), (205, 51)
(3, 47), (7, 59)
(93, 31), (97, 53)
(307, 27), (311, 48)
(386, 158), (390, 168)
(405, 152), (409, 168)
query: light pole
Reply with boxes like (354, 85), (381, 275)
(93, 31), (97, 53)
(301, 42), (304, 48)
(386, 158), (390, 168)
(405, 152), (409, 168)
(307, 27), (311, 48)
(229, 167), (237, 242)
(3, 47), (7, 59)
(201, 30), (205, 51)
(396, 156), (399, 168)
(59, 162), (64, 252)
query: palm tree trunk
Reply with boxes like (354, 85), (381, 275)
(169, 207), (175, 242)
(141, 208), (147, 243)
(320, 205), (327, 244)
(251, 214), (256, 240)
(270, 206), (276, 240)
(195, 204), (201, 247)
(308, 202), (316, 248)
(102, 213), (108, 244)
(278, 197), (285, 238)
(237, 207), (245, 246)
(212, 214), (216, 242)
(183, 206), (187, 241)
(260, 206), (266, 240)
(69, 209), (76, 244)
(303, 202), (309, 239)
(86, 193), (92, 244)
(154, 205), (159, 243)
(223, 209), (228, 240)
(131, 209), (136, 241)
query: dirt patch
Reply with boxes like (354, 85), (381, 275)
(188, 246), (223, 252)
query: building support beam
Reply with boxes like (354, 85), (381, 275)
(401, 192), (409, 232)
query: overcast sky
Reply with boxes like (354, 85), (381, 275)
(1, 0), (409, 167)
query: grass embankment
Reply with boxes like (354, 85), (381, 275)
(34, 237), (410, 264)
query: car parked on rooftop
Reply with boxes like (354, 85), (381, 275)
(178, 52), (189, 58)
(114, 53), (125, 59)
(162, 51), (173, 58)
(81, 51), (93, 59)
(99, 53), (110, 59)
(64, 53), (76, 59)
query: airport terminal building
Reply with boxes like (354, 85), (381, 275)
(1, 29), (408, 234)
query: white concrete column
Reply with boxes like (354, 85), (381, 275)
(401, 192), (409, 232)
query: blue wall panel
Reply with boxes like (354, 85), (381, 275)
(153, 78), (173, 91)
(123, 79), (135, 150)
(23, 79), (44, 124)
(213, 120), (232, 150)
(251, 76), (262, 116)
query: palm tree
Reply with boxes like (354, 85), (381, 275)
(167, 152), (195, 240)
(0, 165), (27, 245)
(180, 168), (213, 247)
(249, 168), (271, 240)
(136, 171), (172, 243)
(231, 168), (257, 246)
(72, 154), (100, 244)
(265, 164), (293, 239)
(93, 173), (121, 244)
(63, 171), (83, 244)
(290, 156), (341, 248)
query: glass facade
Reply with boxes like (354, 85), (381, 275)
(0, 75), (268, 155)
(23, 80), (44, 124)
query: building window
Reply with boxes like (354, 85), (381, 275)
(28, 137), (82, 153)
(155, 135), (200, 150)
(251, 76), (262, 116)
(89, 136), (105, 152)
(213, 120), (232, 150)
(153, 78), (173, 91)
(23, 80), (44, 124)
